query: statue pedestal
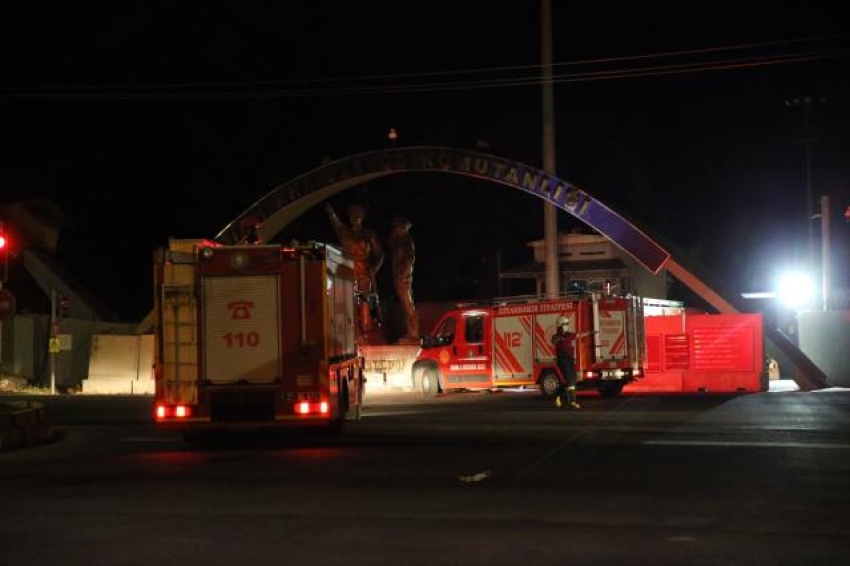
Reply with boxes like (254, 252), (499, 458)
(359, 344), (421, 393)
(357, 327), (388, 346)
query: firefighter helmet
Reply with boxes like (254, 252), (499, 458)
(556, 315), (570, 328)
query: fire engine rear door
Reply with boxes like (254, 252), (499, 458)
(202, 275), (282, 384)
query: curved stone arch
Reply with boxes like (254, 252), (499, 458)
(214, 145), (829, 390)
(215, 146), (670, 274)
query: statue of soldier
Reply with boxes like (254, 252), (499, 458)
(325, 203), (384, 333)
(387, 216), (419, 343)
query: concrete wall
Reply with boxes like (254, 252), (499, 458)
(83, 334), (154, 394)
(5, 315), (45, 379)
(1, 314), (137, 390)
(798, 310), (850, 387)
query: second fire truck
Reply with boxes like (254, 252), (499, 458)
(412, 294), (645, 398)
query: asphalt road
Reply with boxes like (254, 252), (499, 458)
(1, 387), (849, 565)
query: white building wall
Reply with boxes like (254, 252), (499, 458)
(83, 334), (154, 394)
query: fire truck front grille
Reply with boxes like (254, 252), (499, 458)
(210, 390), (276, 422)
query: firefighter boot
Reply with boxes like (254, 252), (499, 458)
(567, 387), (581, 410)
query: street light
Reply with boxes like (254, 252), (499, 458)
(741, 267), (815, 340)
(777, 271), (814, 310)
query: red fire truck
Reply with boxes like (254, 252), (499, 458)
(412, 294), (645, 398)
(152, 239), (364, 436)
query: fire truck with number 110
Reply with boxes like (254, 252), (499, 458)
(152, 239), (363, 436)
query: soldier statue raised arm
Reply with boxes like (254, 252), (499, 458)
(325, 203), (384, 333)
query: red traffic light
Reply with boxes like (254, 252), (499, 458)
(59, 296), (71, 318)
(845, 205), (850, 223)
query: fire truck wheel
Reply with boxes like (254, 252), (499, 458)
(598, 382), (624, 398)
(342, 379), (350, 411)
(538, 370), (561, 399)
(328, 382), (348, 434)
(421, 368), (439, 397)
(347, 378), (363, 421)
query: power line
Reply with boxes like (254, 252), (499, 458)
(2, 38), (848, 100)
(5, 33), (844, 92)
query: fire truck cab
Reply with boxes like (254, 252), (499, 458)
(412, 294), (645, 398)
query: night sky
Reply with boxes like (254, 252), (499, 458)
(2, 3), (849, 321)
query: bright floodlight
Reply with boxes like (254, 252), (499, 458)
(777, 272), (814, 309)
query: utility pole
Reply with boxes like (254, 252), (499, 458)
(50, 288), (57, 395)
(785, 96), (823, 271)
(820, 195), (830, 311)
(541, 0), (559, 299)
(804, 100), (814, 266)
(0, 222), (4, 373)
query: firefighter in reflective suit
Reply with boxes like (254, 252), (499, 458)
(553, 315), (580, 410)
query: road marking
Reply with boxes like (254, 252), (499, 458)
(366, 411), (422, 416)
(122, 437), (182, 443)
(667, 536), (697, 543)
(644, 440), (850, 450)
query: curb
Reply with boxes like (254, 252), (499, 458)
(0, 401), (54, 451)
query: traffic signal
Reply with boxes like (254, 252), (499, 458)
(0, 221), (7, 283)
(59, 296), (70, 319)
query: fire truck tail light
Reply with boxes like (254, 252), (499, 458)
(584, 371), (595, 379)
(155, 404), (192, 420)
(294, 400), (330, 415)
